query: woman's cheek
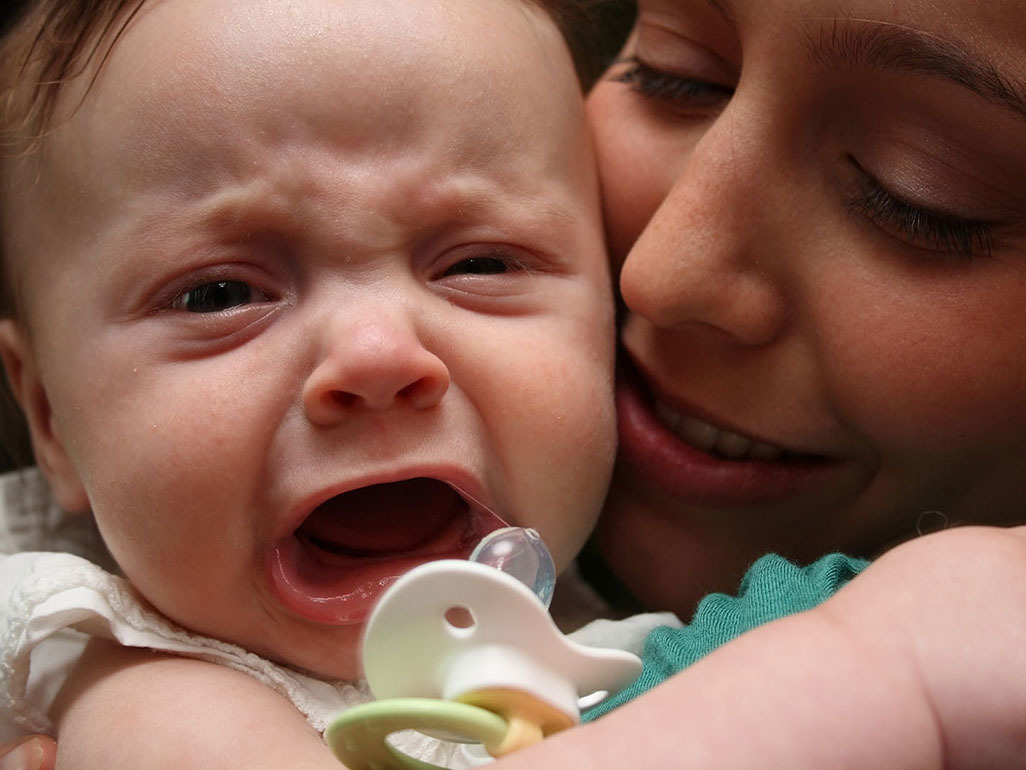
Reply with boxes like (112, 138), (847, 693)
(587, 85), (704, 267)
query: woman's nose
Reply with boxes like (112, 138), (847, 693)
(302, 312), (451, 424)
(618, 115), (787, 348)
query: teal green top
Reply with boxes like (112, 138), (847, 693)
(583, 552), (869, 721)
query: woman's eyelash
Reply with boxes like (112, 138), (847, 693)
(847, 158), (995, 260)
(613, 57), (733, 105)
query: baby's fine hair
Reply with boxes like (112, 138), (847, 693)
(0, 0), (632, 154)
(0, 0), (634, 470)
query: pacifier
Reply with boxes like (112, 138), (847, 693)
(324, 527), (641, 769)
(467, 526), (556, 610)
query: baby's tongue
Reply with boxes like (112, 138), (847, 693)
(297, 478), (464, 555)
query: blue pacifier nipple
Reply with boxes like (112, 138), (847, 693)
(468, 527), (556, 608)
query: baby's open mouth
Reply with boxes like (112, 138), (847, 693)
(297, 478), (467, 558)
(269, 478), (505, 625)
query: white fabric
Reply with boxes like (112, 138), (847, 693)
(0, 550), (488, 768)
(0, 550), (364, 736)
(569, 610), (682, 658)
(551, 560), (681, 652)
(0, 468), (678, 764)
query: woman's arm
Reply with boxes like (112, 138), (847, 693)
(494, 525), (1026, 769)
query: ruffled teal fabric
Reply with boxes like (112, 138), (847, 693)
(584, 552), (869, 721)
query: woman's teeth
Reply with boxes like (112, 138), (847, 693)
(654, 402), (784, 461)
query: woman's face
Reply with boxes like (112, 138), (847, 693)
(588, 0), (1026, 614)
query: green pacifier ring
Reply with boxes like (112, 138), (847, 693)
(325, 697), (509, 770)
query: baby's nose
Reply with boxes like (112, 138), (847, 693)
(302, 315), (450, 424)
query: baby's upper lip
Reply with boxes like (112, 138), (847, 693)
(281, 467), (501, 542)
(297, 478), (471, 557)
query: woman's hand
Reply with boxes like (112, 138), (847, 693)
(0, 737), (56, 770)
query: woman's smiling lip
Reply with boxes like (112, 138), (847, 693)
(615, 356), (842, 505)
(266, 471), (508, 626)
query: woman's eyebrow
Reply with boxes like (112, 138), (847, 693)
(805, 18), (1026, 123)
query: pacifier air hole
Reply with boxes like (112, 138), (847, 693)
(444, 605), (476, 633)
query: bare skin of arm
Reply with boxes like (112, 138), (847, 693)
(50, 641), (343, 770)
(494, 525), (1026, 770)
(49, 526), (1026, 769)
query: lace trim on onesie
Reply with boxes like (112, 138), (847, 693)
(0, 551), (370, 734)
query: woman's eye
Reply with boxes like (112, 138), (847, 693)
(441, 255), (516, 277)
(172, 280), (266, 313)
(614, 56), (733, 112)
(846, 156), (995, 260)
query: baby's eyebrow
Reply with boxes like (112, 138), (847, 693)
(445, 194), (578, 229)
(188, 182), (296, 236)
(393, 181), (580, 237)
(804, 18), (1026, 123)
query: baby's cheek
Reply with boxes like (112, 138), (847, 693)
(516, 371), (615, 569)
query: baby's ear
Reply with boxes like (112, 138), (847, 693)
(0, 320), (90, 513)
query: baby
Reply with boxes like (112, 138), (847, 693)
(0, 0), (623, 766)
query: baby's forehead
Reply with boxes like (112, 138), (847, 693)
(91, 0), (567, 98)
(48, 0), (582, 167)
(4, 0), (595, 300)
(15, 0), (583, 191)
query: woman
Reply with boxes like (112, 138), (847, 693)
(529, 0), (1026, 763)
(583, 0), (1026, 619)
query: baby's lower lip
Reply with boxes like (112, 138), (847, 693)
(267, 489), (507, 625)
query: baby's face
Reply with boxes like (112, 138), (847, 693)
(4, 0), (615, 678)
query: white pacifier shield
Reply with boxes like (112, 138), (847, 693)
(361, 560), (641, 720)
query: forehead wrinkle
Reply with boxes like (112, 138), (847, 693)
(449, 191), (578, 229)
(191, 180), (295, 239)
(394, 169), (581, 240)
(805, 17), (1026, 123)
